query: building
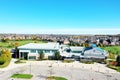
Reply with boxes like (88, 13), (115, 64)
(59, 45), (84, 59)
(18, 43), (59, 60)
(80, 44), (108, 61)
(17, 43), (108, 61)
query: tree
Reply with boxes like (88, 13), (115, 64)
(54, 51), (61, 60)
(39, 51), (45, 60)
(116, 55), (120, 66)
(1, 38), (9, 42)
(14, 47), (19, 58)
(14, 42), (20, 47)
(8, 42), (14, 48)
(0, 49), (11, 65)
(32, 35), (38, 40)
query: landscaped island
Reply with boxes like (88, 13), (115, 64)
(47, 76), (67, 80)
(11, 74), (33, 79)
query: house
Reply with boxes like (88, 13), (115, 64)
(80, 44), (108, 62)
(18, 43), (59, 60)
(63, 39), (70, 45)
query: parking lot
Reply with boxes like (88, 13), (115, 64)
(1, 60), (120, 80)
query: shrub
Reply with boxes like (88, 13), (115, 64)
(63, 60), (75, 63)
(81, 60), (94, 64)
(109, 53), (115, 59)
(39, 51), (45, 60)
(116, 55), (120, 66)
(14, 42), (20, 47)
(54, 51), (61, 60)
(0, 54), (6, 65)
(0, 49), (11, 67)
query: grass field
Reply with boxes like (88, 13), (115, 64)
(102, 46), (120, 54)
(0, 40), (47, 48)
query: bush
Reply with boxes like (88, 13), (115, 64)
(1, 38), (9, 42)
(109, 53), (115, 59)
(54, 51), (61, 60)
(81, 60), (94, 64)
(39, 51), (45, 60)
(0, 55), (6, 65)
(0, 49), (11, 68)
(63, 60), (75, 63)
(116, 55), (120, 66)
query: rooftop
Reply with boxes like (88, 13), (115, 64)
(18, 43), (59, 50)
(70, 46), (84, 51)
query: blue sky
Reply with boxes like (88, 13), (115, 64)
(0, 0), (120, 34)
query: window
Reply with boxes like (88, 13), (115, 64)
(29, 56), (36, 60)
(31, 50), (36, 53)
(38, 50), (42, 53)
(44, 50), (50, 53)
(72, 51), (82, 53)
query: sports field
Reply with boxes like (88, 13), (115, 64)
(102, 46), (120, 54)
(0, 40), (46, 48)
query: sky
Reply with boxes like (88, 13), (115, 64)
(0, 0), (120, 34)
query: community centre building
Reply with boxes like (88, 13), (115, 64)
(17, 42), (108, 60)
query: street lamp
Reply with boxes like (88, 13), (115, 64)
(29, 63), (31, 74)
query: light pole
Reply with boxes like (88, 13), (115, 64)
(30, 63), (31, 74)
(48, 63), (54, 77)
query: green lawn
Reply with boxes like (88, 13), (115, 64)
(102, 46), (120, 54)
(108, 65), (120, 72)
(11, 74), (33, 79)
(47, 76), (67, 80)
(0, 40), (47, 49)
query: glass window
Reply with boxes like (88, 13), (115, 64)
(31, 50), (36, 53)
(72, 51), (82, 53)
(38, 50), (42, 53)
(29, 56), (36, 60)
(44, 50), (50, 53)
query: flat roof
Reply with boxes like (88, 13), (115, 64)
(18, 43), (59, 50)
(70, 46), (84, 51)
